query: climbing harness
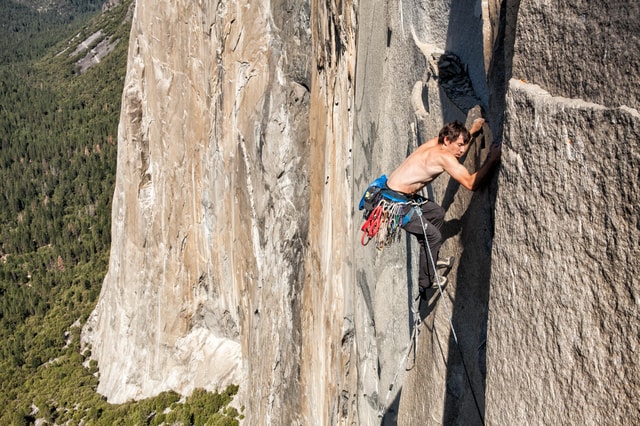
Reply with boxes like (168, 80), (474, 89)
(376, 206), (485, 425)
(359, 175), (427, 250)
(360, 199), (414, 249)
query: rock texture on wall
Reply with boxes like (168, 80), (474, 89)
(486, 0), (640, 424)
(84, 2), (314, 423)
(83, 0), (640, 424)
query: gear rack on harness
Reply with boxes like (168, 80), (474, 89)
(359, 174), (427, 250)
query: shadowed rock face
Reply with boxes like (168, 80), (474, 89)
(83, 0), (639, 424)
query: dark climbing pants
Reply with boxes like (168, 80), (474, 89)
(401, 201), (445, 289)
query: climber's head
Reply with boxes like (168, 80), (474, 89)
(438, 121), (470, 145)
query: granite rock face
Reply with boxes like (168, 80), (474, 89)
(84, 1), (314, 421)
(486, 0), (640, 424)
(83, 0), (639, 424)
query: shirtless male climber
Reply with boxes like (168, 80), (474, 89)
(385, 119), (501, 291)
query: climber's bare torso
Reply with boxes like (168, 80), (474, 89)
(387, 119), (501, 193)
(386, 137), (444, 194)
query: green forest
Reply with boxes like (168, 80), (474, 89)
(0, 1), (241, 424)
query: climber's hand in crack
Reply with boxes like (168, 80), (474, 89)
(488, 142), (502, 162)
(469, 118), (485, 137)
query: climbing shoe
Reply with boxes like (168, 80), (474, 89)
(436, 256), (454, 269)
(431, 275), (448, 288)
(418, 286), (429, 300)
(419, 275), (448, 300)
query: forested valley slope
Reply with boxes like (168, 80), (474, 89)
(0, 1), (240, 423)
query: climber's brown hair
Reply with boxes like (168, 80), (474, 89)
(438, 121), (470, 145)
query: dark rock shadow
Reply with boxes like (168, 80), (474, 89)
(442, 185), (496, 426)
(381, 389), (401, 425)
(438, 102), (492, 426)
(435, 0), (519, 423)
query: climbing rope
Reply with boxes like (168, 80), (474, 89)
(378, 290), (422, 419)
(376, 206), (485, 425)
(417, 207), (485, 425)
(363, 197), (428, 418)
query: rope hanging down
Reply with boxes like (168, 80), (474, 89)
(417, 207), (485, 425)
(376, 206), (485, 425)
(378, 290), (422, 418)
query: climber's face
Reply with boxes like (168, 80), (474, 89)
(444, 135), (467, 158)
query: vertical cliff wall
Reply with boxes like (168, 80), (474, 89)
(302, 0), (358, 423)
(83, 0), (639, 424)
(84, 0), (315, 422)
